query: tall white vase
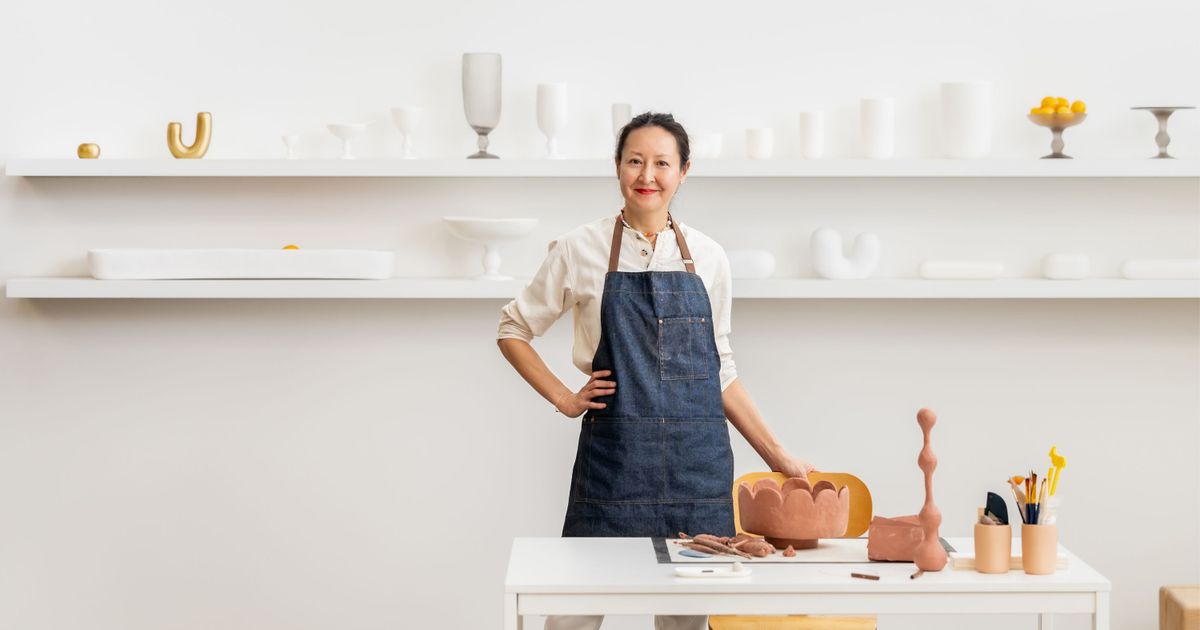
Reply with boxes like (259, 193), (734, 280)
(941, 81), (992, 158)
(537, 83), (568, 159)
(799, 111), (824, 159)
(860, 97), (895, 159)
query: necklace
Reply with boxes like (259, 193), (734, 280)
(620, 211), (672, 238)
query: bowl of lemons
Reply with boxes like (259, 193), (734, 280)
(1028, 96), (1088, 159)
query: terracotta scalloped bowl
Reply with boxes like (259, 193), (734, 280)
(737, 477), (850, 549)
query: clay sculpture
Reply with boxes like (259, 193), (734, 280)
(913, 408), (948, 572)
(677, 533), (775, 558)
(737, 476), (850, 549)
(866, 514), (923, 561)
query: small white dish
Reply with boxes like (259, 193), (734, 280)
(674, 562), (752, 578)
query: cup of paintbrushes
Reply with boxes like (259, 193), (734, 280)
(974, 522), (1012, 573)
(1021, 523), (1057, 574)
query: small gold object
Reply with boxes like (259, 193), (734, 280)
(282, 244), (299, 250)
(77, 143), (100, 159)
(167, 112), (212, 158)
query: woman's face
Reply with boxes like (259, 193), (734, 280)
(616, 126), (689, 214)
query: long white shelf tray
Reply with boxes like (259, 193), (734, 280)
(4, 159), (1198, 178)
(6, 278), (1199, 299)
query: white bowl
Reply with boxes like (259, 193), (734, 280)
(443, 217), (538, 242)
(443, 217), (539, 280)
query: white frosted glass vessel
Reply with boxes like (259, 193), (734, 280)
(941, 81), (992, 158)
(860, 97), (895, 159)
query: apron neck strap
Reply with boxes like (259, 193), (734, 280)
(608, 212), (696, 274)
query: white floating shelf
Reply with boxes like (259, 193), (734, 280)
(4, 158), (1198, 178)
(6, 278), (1198, 299)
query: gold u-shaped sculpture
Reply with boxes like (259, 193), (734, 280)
(167, 112), (212, 158)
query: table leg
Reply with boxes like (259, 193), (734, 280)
(1038, 613), (1054, 630)
(505, 593), (522, 630)
(1093, 591), (1110, 630)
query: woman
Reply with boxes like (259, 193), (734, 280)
(497, 112), (813, 630)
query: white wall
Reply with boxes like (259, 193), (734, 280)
(1, 2), (1198, 630)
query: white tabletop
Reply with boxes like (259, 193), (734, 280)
(504, 537), (1111, 595)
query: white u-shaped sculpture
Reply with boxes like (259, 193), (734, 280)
(811, 228), (881, 279)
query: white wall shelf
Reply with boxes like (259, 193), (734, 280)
(6, 277), (1198, 299)
(4, 158), (1198, 178)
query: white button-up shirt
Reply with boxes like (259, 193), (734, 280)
(497, 214), (737, 391)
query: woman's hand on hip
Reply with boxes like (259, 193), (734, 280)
(555, 370), (616, 418)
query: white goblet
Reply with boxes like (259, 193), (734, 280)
(391, 107), (423, 159)
(327, 123), (368, 159)
(282, 134), (300, 159)
(537, 83), (568, 159)
(443, 217), (540, 280)
(612, 103), (632, 137)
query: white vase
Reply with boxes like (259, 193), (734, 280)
(941, 81), (992, 158)
(860, 97), (895, 159)
(611, 103), (632, 138)
(746, 128), (774, 160)
(537, 83), (568, 159)
(798, 111), (824, 159)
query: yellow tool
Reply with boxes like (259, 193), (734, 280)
(1048, 446), (1066, 495)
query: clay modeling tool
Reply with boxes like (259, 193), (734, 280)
(985, 491), (1009, 525)
(850, 572), (880, 581)
(1049, 446), (1067, 495)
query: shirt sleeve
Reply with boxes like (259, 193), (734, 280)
(497, 239), (575, 342)
(711, 245), (738, 391)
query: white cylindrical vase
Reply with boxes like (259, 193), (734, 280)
(746, 128), (774, 159)
(799, 111), (824, 159)
(941, 81), (992, 158)
(860, 97), (895, 159)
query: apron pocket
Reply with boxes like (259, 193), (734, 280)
(663, 420), (733, 501)
(658, 317), (711, 381)
(583, 419), (664, 502)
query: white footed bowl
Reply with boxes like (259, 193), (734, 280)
(443, 217), (538, 242)
(443, 217), (539, 281)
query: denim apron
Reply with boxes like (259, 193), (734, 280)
(561, 214), (735, 538)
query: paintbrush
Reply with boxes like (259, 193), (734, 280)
(1009, 476), (1027, 523)
(1037, 478), (1049, 524)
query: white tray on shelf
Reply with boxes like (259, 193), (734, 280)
(88, 248), (395, 280)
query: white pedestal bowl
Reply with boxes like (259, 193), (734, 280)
(443, 217), (539, 280)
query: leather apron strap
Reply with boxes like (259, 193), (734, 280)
(608, 212), (696, 274)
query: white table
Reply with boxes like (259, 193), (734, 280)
(504, 537), (1111, 630)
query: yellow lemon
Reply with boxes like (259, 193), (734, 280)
(1029, 107), (1042, 115)
(1056, 106), (1072, 115)
(283, 244), (299, 250)
(1071, 100), (1086, 113)
(1056, 97), (1069, 107)
(1037, 107), (1056, 116)
(1041, 96), (1058, 109)
(1057, 110), (1075, 120)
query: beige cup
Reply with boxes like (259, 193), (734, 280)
(1021, 524), (1058, 575)
(974, 523), (1012, 573)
